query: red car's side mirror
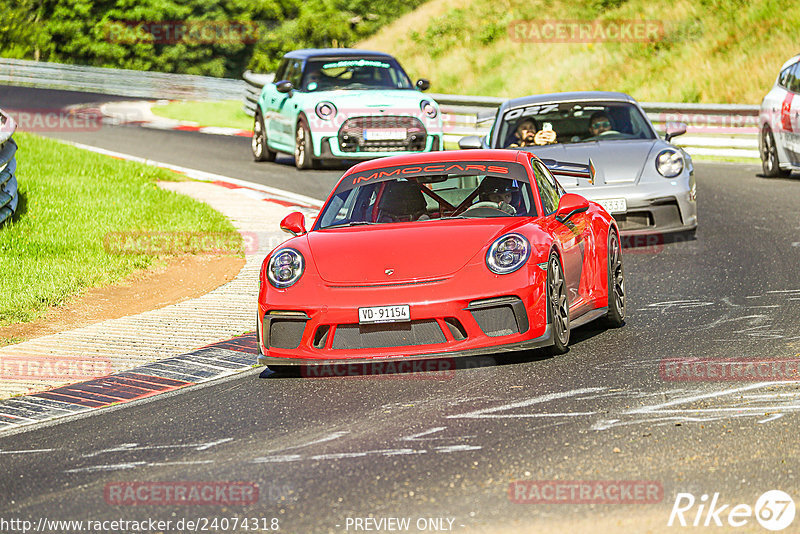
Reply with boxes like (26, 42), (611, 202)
(555, 193), (590, 223)
(280, 212), (307, 236)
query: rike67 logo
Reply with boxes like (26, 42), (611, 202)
(668, 490), (796, 530)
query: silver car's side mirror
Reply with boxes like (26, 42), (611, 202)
(665, 122), (687, 142)
(458, 135), (483, 149)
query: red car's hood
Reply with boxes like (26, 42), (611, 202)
(307, 220), (521, 283)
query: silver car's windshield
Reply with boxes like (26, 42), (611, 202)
(496, 101), (656, 148)
(302, 58), (413, 91)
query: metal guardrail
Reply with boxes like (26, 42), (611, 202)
(0, 58), (245, 101)
(242, 71), (274, 117)
(242, 72), (761, 159)
(0, 109), (19, 225)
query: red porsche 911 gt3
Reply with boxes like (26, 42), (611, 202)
(257, 149), (624, 371)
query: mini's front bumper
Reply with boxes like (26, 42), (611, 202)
(315, 133), (443, 160)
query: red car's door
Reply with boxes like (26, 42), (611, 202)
(531, 161), (594, 316)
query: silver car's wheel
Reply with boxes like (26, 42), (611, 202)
(547, 252), (570, 354)
(604, 230), (625, 328)
(252, 113), (276, 162)
(761, 127), (790, 178)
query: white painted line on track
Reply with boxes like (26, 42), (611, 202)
(55, 139), (324, 208)
(446, 387), (605, 419)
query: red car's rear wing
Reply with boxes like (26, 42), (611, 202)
(539, 158), (596, 185)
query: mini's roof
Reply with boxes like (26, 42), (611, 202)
(283, 48), (396, 61)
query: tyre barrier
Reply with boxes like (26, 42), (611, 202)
(0, 108), (19, 225)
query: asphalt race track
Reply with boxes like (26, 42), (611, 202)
(2, 85), (800, 532)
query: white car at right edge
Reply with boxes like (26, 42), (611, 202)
(760, 53), (800, 178)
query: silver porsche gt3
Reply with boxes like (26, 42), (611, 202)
(459, 91), (697, 235)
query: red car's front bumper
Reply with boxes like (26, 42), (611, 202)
(257, 260), (552, 366)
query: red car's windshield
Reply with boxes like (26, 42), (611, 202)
(316, 173), (538, 229)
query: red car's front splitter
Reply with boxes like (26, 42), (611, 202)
(256, 324), (554, 367)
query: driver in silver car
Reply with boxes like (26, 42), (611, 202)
(588, 111), (613, 136)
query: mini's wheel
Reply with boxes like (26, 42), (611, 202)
(294, 118), (315, 170)
(547, 251), (570, 354)
(252, 113), (276, 162)
(603, 229), (625, 328)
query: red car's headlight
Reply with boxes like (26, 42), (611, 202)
(267, 248), (304, 288)
(486, 233), (530, 274)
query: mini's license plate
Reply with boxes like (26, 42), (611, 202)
(358, 305), (410, 324)
(597, 198), (627, 214)
(363, 128), (406, 141)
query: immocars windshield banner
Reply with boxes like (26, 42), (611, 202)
(337, 161), (529, 193)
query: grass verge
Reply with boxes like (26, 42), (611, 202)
(0, 132), (241, 326)
(358, 0), (798, 104)
(151, 100), (253, 131)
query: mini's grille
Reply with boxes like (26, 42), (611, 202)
(338, 115), (427, 153)
(331, 320), (446, 350)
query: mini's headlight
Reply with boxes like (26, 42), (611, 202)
(267, 248), (304, 288)
(420, 100), (437, 119)
(656, 149), (684, 178)
(486, 233), (530, 274)
(315, 101), (337, 120)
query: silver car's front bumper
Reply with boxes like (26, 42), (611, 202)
(567, 177), (697, 235)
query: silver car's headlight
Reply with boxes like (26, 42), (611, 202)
(486, 233), (530, 274)
(656, 149), (684, 178)
(420, 100), (438, 119)
(315, 101), (337, 120)
(267, 248), (304, 288)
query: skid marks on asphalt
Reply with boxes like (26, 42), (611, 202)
(251, 424), (482, 464)
(58, 438), (235, 473)
(438, 382), (800, 431)
(590, 381), (800, 430)
(641, 292), (800, 341)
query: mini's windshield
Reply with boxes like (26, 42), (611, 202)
(301, 58), (413, 92)
(316, 166), (537, 229)
(496, 101), (656, 148)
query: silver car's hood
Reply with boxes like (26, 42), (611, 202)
(521, 139), (656, 185)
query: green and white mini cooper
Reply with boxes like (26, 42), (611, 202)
(251, 48), (444, 169)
